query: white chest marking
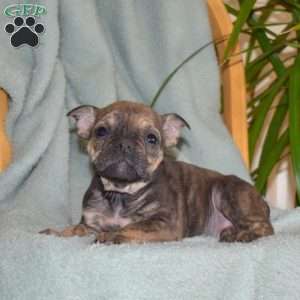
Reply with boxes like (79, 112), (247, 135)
(83, 208), (132, 230)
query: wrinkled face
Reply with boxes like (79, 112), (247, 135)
(88, 109), (163, 182)
(67, 101), (189, 184)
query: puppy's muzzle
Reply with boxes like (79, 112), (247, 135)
(95, 138), (149, 182)
(100, 160), (139, 182)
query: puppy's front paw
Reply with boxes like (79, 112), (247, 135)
(39, 228), (61, 236)
(94, 231), (126, 244)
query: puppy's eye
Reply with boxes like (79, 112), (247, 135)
(95, 127), (109, 137)
(146, 133), (158, 145)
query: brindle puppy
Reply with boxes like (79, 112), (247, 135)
(40, 101), (274, 244)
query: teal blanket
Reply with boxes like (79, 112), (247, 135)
(1, 1), (300, 299)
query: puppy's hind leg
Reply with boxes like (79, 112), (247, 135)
(212, 176), (274, 243)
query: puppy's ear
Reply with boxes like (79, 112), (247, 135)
(161, 113), (190, 147)
(67, 105), (98, 139)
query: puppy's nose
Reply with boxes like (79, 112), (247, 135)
(119, 140), (133, 154)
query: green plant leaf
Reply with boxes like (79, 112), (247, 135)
(246, 42), (288, 73)
(224, 4), (238, 16)
(248, 69), (290, 161)
(247, 84), (286, 114)
(288, 53), (300, 199)
(248, 81), (288, 118)
(248, 56), (294, 90)
(248, 18), (286, 76)
(244, 3), (286, 81)
(286, 42), (300, 48)
(283, 0), (300, 10)
(245, 36), (256, 65)
(245, 33), (292, 82)
(246, 59), (269, 83)
(255, 129), (289, 193)
(224, 0), (256, 60)
(281, 22), (300, 34)
(259, 94), (288, 167)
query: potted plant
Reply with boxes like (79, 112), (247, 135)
(224, 0), (300, 204)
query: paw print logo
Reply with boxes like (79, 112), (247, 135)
(5, 16), (44, 47)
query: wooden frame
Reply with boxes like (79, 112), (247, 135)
(0, 89), (11, 171)
(0, 0), (249, 172)
(207, 0), (249, 167)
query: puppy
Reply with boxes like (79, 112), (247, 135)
(41, 101), (274, 244)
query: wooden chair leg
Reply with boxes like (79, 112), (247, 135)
(0, 88), (12, 171)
